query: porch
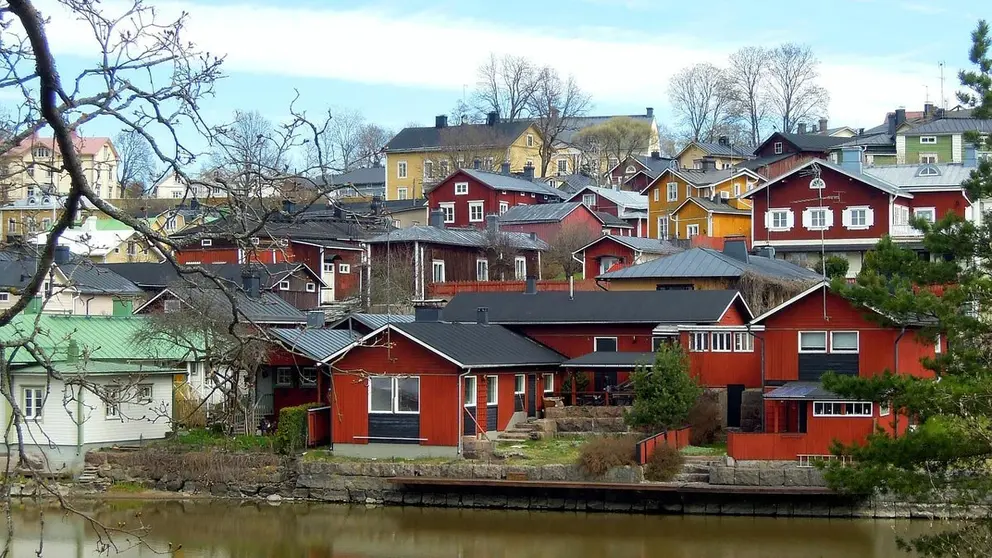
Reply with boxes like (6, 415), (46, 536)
(556, 352), (655, 406)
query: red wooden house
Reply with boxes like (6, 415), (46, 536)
(746, 131), (850, 179)
(574, 234), (683, 278)
(497, 202), (607, 244)
(744, 154), (972, 278)
(426, 165), (566, 229)
(565, 186), (650, 236)
(605, 152), (676, 192)
(727, 282), (941, 462)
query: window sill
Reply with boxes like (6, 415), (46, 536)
(805, 227), (830, 232)
(845, 225), (870, 231)
(767, 227), (792, 232)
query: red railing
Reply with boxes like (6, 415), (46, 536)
(635, 426), (692, 465)
(726, 432), (815, 461)
(429, 279), (600, 298)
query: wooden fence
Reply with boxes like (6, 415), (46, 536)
(429, 278), (601, 298)
(634, 426), (692, 465)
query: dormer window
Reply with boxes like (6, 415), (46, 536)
(917, 165), (940, 177)
(32, 147), (51, 159)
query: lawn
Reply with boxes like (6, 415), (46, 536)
(681, 442), (727, 456)
(494, 435), (587, 465)
(156, 428), (275, 453)
(302, 450), (458, 464)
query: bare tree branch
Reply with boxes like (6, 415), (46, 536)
(767, 43), (829, 133)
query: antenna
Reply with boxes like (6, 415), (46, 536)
(791, 161), (834, 320)
(939, 61), (945, 109)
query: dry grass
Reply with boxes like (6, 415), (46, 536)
(97, 450), (281, 484)
(644, 445), (684, 482)
(576, 436), (637, 477)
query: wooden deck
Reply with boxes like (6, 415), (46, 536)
(388, 477), (837, 496)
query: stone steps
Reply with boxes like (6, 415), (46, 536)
(77, 465), (108, 485)
(496, 419), (541, 442)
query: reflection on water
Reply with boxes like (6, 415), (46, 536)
(3, 500), (934, 557)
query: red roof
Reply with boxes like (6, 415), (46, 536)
(9, 132), (114, 157)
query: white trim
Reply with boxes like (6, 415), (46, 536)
(305, 282), (316, 293)
(773, 141), (783, 154)
(741, 158), (912, 200)
(689, 331), (709, 352)
(277, 280), (290, 290)
(719, 291), (755, 323)
(913, 206), (937, 223)
(685, 224), (699, 238)
(369, 376), (421, 414)
(468, 201), (485, 223)
(934, 333), (942, 354)
(830, 331), (859, 353)
(543, 372), (555, 394)
(514, 374), (525, 395)
(432, 259), (446, 283)
(767, 208), (793, 231)
(201, 238), (212, 247)
(798, 331), (828, 353)
(454, 182), (469, 195)
(476, 258), (489, 281)
(733, 332), (754, 352)
(463, 375), (478, 406)
(338, 263), (351, 274)
(919, 136), (937, 144)
(711, 331), (732, 352)
(486, 375), (498, 405)
(594, 336), (618, 352)
(666, 324), (765, 333)
(397, 160), (408, 179)
(814, 401), (872, 418)
(751, 238), (882, 247)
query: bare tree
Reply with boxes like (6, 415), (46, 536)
(668, 63), (734, 143)
(574, 117), (652, 177)
(657, 124), (681, 158)
(481, 228), (521, 281)
(473, 53), (540, 122)
(326, 108), (365, 172)
(529, 68), (591, 178)
(767, 43), (829, 134)
(727, 46), (772, 147)
(355, 123), (392, 168)
(115, 129), (155, 197)
(542, 222), (597, 279)
(434, 125), (512, 176)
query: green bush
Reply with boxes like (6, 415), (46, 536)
(814, 255), (850, 279)
(644, 444), (684, 482)
(576, 436), (636, 477)
(275, 403), (317, 455)
(625, 343), (701, 432)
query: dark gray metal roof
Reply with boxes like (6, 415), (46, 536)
(442, 290), (743, 324)
(366, 226), (548, 251)
(351, 313), (415, 330)
(578, 235), (683, 256)
(269, 328), (360, 362)
(561, 352), (656, 368)
(835, 133), (895, 148)
(100, 262), (323, 290)
(764, 382), (842, 401)
(595, 212), (631, 228)
(393, 322), (564, 367)
(498, 202), (584, 224)
(156, 286), (308, 325)
(59, 263), (144, 295)
(864, 164), (975, 189)
(681, 197), (750, 215)
(548, 174), (596, 195)
(632, 154), (677, 175)
(566, 186), (648, 210)
(460, 169), (566, 198)
(670, 167), (752, 187)
(901, 118), (992, 135)
(329, 167), (385, 186)
(735, 153), (793, 173)
(598, 247), (820, 281)
(758, 132), (851, 153)
(386, 121), (534, 152)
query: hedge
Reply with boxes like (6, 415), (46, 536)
(275, 403), (318, 454)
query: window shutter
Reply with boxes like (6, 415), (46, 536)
(786, 210), (795, 230)
(801, 208), (812, 229)
(763, 211), (771, 228)
(865, 207), (875, 227)
(841, 208), (851, 228)
(824, 208), (835, 228)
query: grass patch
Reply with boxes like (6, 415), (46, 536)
(495, 435), (586, 465)
(302, 450), (457, 464)
(681, 442), (727, 456)
(156, 428), (274, 453)
(107, 481), (146, 493)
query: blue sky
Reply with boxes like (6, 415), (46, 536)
(39, 0), (983, 160)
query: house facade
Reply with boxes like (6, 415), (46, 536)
(675, 139), (749, 171)
(897, 117), (991, 165)
(551, 109), (660, 178)
(0, 132), (119, 201)
(750, 132), (850, 179)
(426, 167), (565, 229)
(606, 153), (676, 192)
(497, 202), (605, 244)
(575, 234), (682, 278)
(642, 166), (763, 240)
(566, 186), (649, 236)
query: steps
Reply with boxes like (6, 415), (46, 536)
(672, 457), (719, 484)
(77, 465), (108, 487)
(496, 419), (541, 442)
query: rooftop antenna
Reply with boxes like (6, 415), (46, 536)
(939, 61), (945, 109)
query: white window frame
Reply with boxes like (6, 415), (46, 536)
(369, 376), (421, 414)
(847, 402), (873, 417)
(653, 189), (659, 202)
(879, 401), (891, 416)
(689, 331), (709, 352)
(807, 208), (829, 230)
(685, 224), (699, 238)
(919, 153), (938, 164)
(558, 159), (568, 174)
(305, 282), (316, 293)
(733, 332), (753, 352)
(582, 193), (596, 207)
(476, 258), (489, 281)
(201, 238), (212, 247)
(514, 256), (526, 280)
(514, 374), (525, 395)
(163, 299), (181, 313)
(594, 337), (618, 352)
(769, 209), (790, 231)
(464, 375), (478, 407)
(432, 260), (446, 283)
(0, 293), (9, 302)
(137, 384), (153, 403)
(711, 332), (732, 352)
(486, 375), (498, 405)
(499, 201), (509, 215)
(934, 333), (942, 354)
(526, 134), (534, 147)
(848, 206), (869, 230)
(658, 214), (669, 240)
(423, 160), (434, 179)
(439, 202), (455, 223)
(913, 207), (936, 223)
(105, 386), (120, 419)
(397, 187), (409, 200)
(543, 373), (555, 394)
(774, 141), (783, 154)
(733, 184), (741, 197)
(666, 182), (678, 201)
(397, 161), (408, 178)
(919, 136), (937, 144)
(454, 182), (469, 195)
(813, 401), (842, 417)
(23, 387), (43, 421)
(277, 280), (290, 290)
(468, 201), (485, 223)
(338, 263), (351, 274)
(830, 331), (860, 353)
(300, 367), (317, 387)
(798, 331), (828, 353)
(274, 367), (293, 387)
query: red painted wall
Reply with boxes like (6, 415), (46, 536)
(513, 324), (657, 358)
(910, 190), (970, 220)
(499, 205), (603, 244)
(678, 330), (762, 388)
(752, 155), (816, 180)
(428, 170), (558, 229)
(750, 166), (892, 245)
(582, 237), (637, 278)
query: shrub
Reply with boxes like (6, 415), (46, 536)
(813, 255), (850, 279)
(576, 436), (636, 477)
(625, 343), (701, 432)
(644, 445), (684, 482)
(275, 403), (317, 455)
(688, 391), (722, 445)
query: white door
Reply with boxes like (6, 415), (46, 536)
(686, 224), (699, 238)
(321, 261), (335, 304)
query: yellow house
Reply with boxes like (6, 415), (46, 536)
(1, 132), (119, 201)
(675, 139), (749, 171)
(383, 115), (543, 200)
(641, 165), (764, 240)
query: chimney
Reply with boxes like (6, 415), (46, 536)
(840, 147), (863, 175)
(524, 276), (537, 295)
(473, 158), (481, 170)
(964, 144), (978, 168)
(651, 151), (660, 160)
(895, 108), (906, 128)
(306, 310), (324, 328)
(486, 111), (497, 126)
(428, 209), (446, 229)
(66, 339), (79, 363)
(701, 160), (717, 172)
(646, 107), (654, 118)
(887, 113), (896, 136)
(528, 232), (538, 241)
(797, 123), (807, 135)
(485, 214), (499, 233)
(500, 162), (511, 176)
(924, 102), (935, 119)
(819, 118), (828, 134)
(753, 246), (776, 259)
(282, 199), (295, 214)
(435, 115), (448, 129)
(242, 269), (262, 298)
(722, 237), (749, 263)
(718, 135), (730, 146)
(476, 306), (489, 326)
(522, 162), (535, 180)
(54, 245), (70, 265)
(414, 302), (443, 322)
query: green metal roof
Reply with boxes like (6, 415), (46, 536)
(14, 360), (182, 376)
(0, 313), (192, 364)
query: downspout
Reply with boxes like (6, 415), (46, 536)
(413, 240), (421, 300)
(76, 384), (84, 458)
(570, 252), (584, 299)
(457, 368), (472, 456)
(892, 326), (907, 436)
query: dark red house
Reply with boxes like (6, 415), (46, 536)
(497, 202), (605, 244)
(426, 166), (566, 229)
(606, 152), (676, 191)
(727, 282), (940, 462)
(564, 186), (649, 237)
(574, 234), (682, 278)
(747, 131), (850, 179)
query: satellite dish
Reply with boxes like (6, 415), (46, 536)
(809, 177), (826, 190)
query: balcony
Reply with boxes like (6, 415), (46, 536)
(889, 224), (924, 238)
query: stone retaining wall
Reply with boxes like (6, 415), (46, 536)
(708, 460), (828, 488)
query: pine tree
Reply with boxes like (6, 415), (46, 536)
(822, 20), (992, 557)
(624, 343), (701, 432)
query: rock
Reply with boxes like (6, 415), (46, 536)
(758, 469), (785, 487)
(539, 464), (567, 482)
(721, 455), (736, 467)
(709, 466), (735, 485)
(734, 468), (760, 486)
(783, 468), (810, 487)
(807, 468), (828, 487)
(266, 494), (283, 503)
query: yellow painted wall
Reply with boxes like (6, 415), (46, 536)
(1, 140), (119, 201)
(676, 143), (745, 170)
(645, 171), (760, 238)
(99, 235), (162, 264)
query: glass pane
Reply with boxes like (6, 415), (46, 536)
(464, 378), (477, 405)
(396, 378), (419, 413)
(515, 375), (524, 393)
(832, 332), (858, 351)
(370, 377), (393, 412)
(800, 332), (826, 350)
(595, 338), (617, 352)
(486, 376), (498, 405)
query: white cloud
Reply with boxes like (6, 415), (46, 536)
(37, 0), (945, 129)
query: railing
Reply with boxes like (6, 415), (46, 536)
(635, 427), (692, 465)
(254, 393), (274, 416)
(797, 454), (853, 468)
(550, 390), (634, 407)
(890, 224), (924, 238)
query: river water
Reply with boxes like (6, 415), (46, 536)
(5, 501), (932, 557)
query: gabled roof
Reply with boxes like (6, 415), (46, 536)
(574, 234), (683, 257)
(457, 169), (566, 198)
(442, 290), (747, 324)
(755, 132), (850, 154)
(269, 328), (360, 363)
(100, 262), (326, 290)
(734, 153), (793, 174)
(498, 202), (600, 225)
(595, 212), (632, 228)
(347, 313), (415, 330)
(834, 133), (895, 149)
(740, 158), (910, 199)
(672, 197), (750, 216)
(328, 167), (385, 186)
(8, 132), (114, 157)
(338, 198), (427, 216)
(565, 186), (648, 210)
(135, 286), (308, 325)
(386, 121), (534, 152)
(597, 247), (820, 282)
(546, 173), (596, 195)
(366, 226), (548, 251)
(174, 214), (388, 243)
(677, 141), (750, 160)
(643, 167), (763, 193)
(370, 322), (564, 368)
(561, 351), (656, 368)
(57, 262), (144, 295)
(606, 154), (676, 177)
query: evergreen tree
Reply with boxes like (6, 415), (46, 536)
(625, 343), (701, 432)
(822, 20), (992, 557)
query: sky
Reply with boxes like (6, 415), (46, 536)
(32, 0), (985, 158)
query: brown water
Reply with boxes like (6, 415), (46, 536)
(5, 501), (933, 557)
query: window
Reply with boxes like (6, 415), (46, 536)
(582, 193), (596, 207)
(558, 159), (568, 174)
(165, 217), (178, 232)
(514, 374), (525, 394)
(275, 367), (293, 387)
(594, 337), (618, 352)
(468, 201), (484, 222)
(432, 260), (445, 283)
(689, 331), (709, 352)
(463, 376), (477, 406)
(806, 208), (829, 230)
(0, 293), (8, 302)
(163, 299), (181, 313)
(277, 280), (290, 290)
(526, 134), (534, 147)
(880, 402), (891, 416)
(813, 402), (842, 416)
(919, 136), (937, 144)
(774, 142), (783, 154)
(105, 387), (119, 418)
(830, 331), (859, 353)
(712, 332), (732, 352)
(652, 336), (674, 351)
(733, 184), (741, 197)
(454, 182), (469, 195)
(799, 331), (827, 352)
(439, 160), (449, 176)
(913, 207), (936, 223)
(369, 377), (420, 414)
(440, 202), (455, 223)
(305, 282), (316, 293)
(499, 201), (509, 215)
(32, 146), (51, 158)
(397, 161), (408, 178)
(397, 188), (409, 200)
(486, 375), (498, 405)
(768, 209), (791, 231)
(653, 189), (659, 202)
(476, 258), (489, 281)
(300, 367), (317, 387)
(138, 385), (153, 403)
(423, 160), (434, 179)
(658, 215), (669, 240)
(485, 157), (494, 169)
(734, 332), (754, 352)
(893, 204), (910, 226)
(848, 402), (872, 417)
(918, 166), (939, 176)
(339, 263), (351, 274)
(919, 153), (938, 164)
(543, 373), (554, 394)
(685, 224), (699, 238)
(846, 207), (869, 229)
(934, 333), (942, 354)
(514, 256), (526, 280)
(666, 182), (678, 201)
(526, 159), (534, 168)
(126, 241), (136, 255)
(7, 219), (15, 234)
(23, 387), (43, 420)
(201, 239), (212, 247)
(814, 402), (874, 417)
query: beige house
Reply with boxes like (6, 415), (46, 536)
(0, 256), (146, 316)
(1, 132), (119, 201)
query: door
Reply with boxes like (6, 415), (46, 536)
(526, 374), (537, 417)
(798, 401), (808, 434)
(320, 261), (335, 304)
(727, 384), (745, 428)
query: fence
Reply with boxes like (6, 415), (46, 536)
(634, 426), (692, 465)
(429, 278), (601, 298)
